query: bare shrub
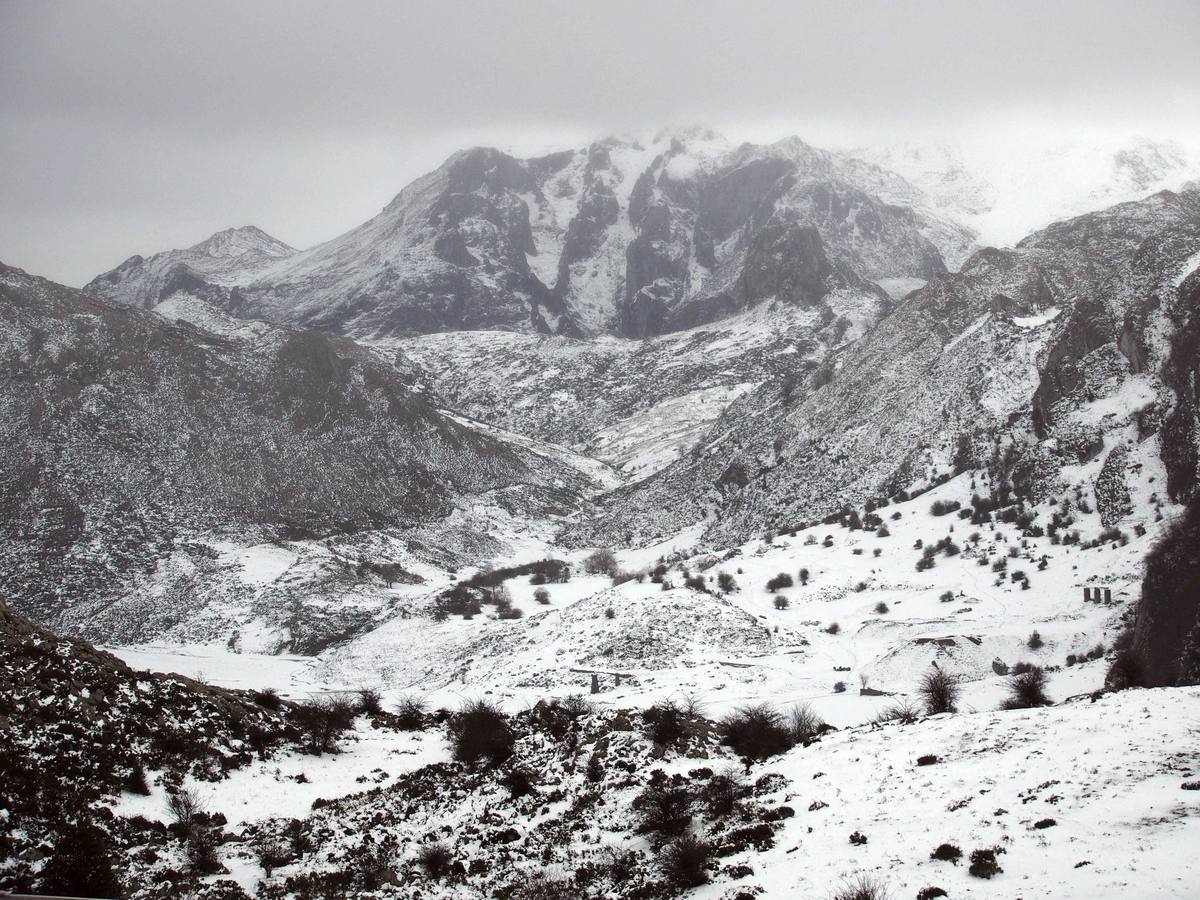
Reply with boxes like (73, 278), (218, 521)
(918, 670), (960, 715)
(719, 703), (794, 760)
(788, 702), (824, 744)
(1000, 667), (1052, 709)
(658, 832), (711, 888)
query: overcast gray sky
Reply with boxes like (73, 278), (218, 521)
(3, 0), (1198, 286)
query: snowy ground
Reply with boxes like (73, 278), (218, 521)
(110, 466), (1164, 729)
(97, 457), (1199, 897)
(713, 686), (1200, 899)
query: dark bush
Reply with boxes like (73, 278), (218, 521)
(417, 841), (453, 877)
(123, 761), (150, 795)
(40, 817), (122, 899)
(584, 549), (619, 576)
(701, 771), (747, 818)
(251, 687), (283, 710)
(357, 687), (383, 715)
(968, 848), (1003, 878)
(874, 601), (889, 614)
(717, 572), (738, 593)
(394, 696), (427, 730)
(719, 703), (794, 760)
(917, 888), (948, 899)
(1001, 667), (1052, 709)
(918, 670), (960, 715)
(774, 595), (790, 610)
(930, 843), (962, 863)
(534, 587), (551, 604)
(1027, 630), (1044, 650)
(634, 774), (693, 837)
(500, 767), (537, 799)
(826, 622), (841, 635)
(448, 699), (513, 765)
(658, 833), (711, 888)
(643, 699), (689, 748)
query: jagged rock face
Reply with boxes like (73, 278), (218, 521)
(86, 132), (966, 340)
(0, 264), (564, 629)
(579, 190), (1200, 547)
(1161, 271), (1200, 500)
(617, 138), (940, 337)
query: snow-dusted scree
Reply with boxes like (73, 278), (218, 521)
(2, 129), (1200, 899)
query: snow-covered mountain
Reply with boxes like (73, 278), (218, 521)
(852, 136), (1200, 251)
(85, 130), (972, 340)
(86, 225), (296, 309)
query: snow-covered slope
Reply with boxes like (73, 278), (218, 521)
(387, 296), (883, 484)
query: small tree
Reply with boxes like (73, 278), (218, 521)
(1027, 630), (1044, 650)
(766, 572), (794, 592)
(534, 587), (551, 604)
(774, 595), (790, 610)
(584, 549), (619, 576)
(295, 695), (356, 754)
(166, 787), (206, 827)
(799, 568), (810, 585)
(918, 669), (960, 715)
(717, 572), (738, 593)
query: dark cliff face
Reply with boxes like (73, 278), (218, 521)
(618, 145), (945, 338)
(0, 265), (544, 626)
(1131, 495), (1200, 686)
(1161, 272), (1200, 501)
